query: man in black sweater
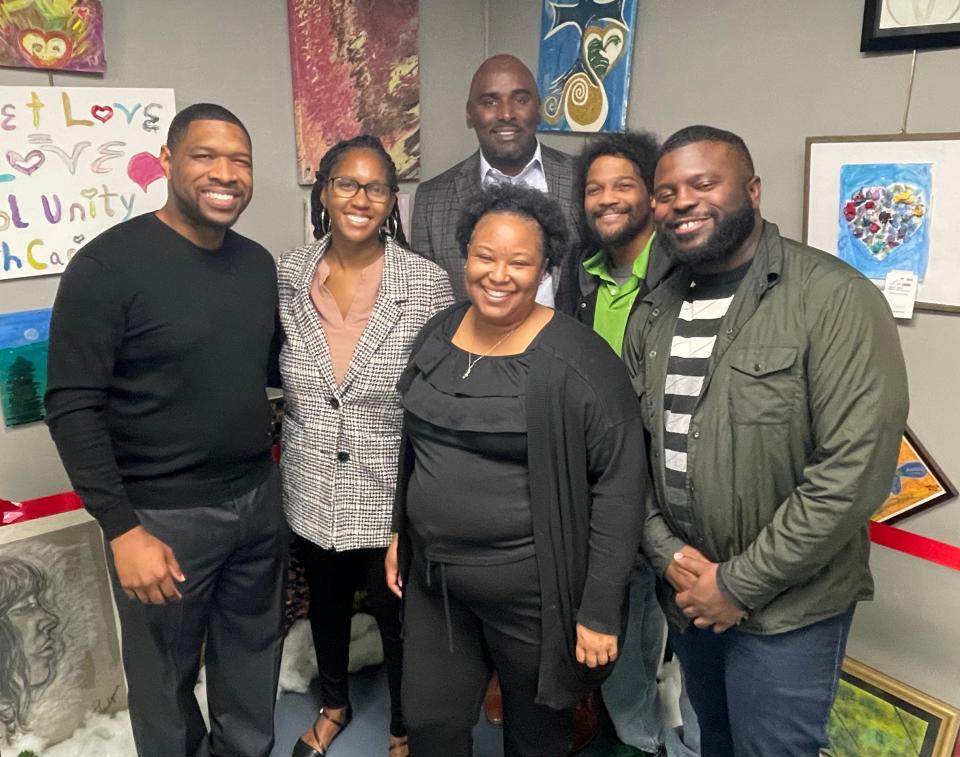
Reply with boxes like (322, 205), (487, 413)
(45, 103), (287, 757)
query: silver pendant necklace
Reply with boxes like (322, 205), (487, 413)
(462, 328), (517, 379)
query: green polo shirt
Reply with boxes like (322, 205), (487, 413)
(582, 234), (654, 356)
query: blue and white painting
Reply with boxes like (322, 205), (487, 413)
(837, 162), (932, 280)
(537, 0), (637, 133)
(0, 308), (51, 427)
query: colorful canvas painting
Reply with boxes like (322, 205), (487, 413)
(0, 0), (105, 73)
(0, 511), (126, 749)
(0, 86), (175, 283)
(872, 429), (957, 524)
(287, 0), (421, 185)
(837, 162), (932, 280)
(0, 308), (51, 427)
(537, 0), (638, 133)
(825, 658), (959, 757)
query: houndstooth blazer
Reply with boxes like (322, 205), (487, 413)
(411, 144), (582, 314)
(278, 234), (453, 551)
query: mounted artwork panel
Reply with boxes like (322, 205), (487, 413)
(0, 509), (126, 749)
(0, 86), (175, 282)
(872, 427), (957, 524)
(826, 658), (960, 757)
(537, 0), (638, 133)
(861, 0), (960, 52)
(0, 307), (51, 427)
(803, 133), (960, 312)
(0, 0), (105, 73)
(287, 0), (421, 185)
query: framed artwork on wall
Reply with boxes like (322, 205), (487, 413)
(861, 0), (960, 52)
(803, 132), (960, 313)
(872, 427), (957, 524)
(536, 0), (638, 133)
(826, 658), (960, 757)
(286, 0), (421, 185)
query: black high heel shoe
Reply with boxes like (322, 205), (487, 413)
(291, 705), (353, 757)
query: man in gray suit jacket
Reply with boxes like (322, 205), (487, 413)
(412, 54), (581, 314)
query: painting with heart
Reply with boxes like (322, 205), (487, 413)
(836, 162), (932, 280)
(537, 0), (638, 132)
(0, 86), (175, 283)
(0, 0), (105, 73)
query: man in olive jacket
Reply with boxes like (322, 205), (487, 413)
(622, 125), (908, 757)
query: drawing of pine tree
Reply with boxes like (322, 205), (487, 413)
(4, 356), (44, 425)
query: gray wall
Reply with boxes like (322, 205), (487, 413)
(1, 0), (958, 707)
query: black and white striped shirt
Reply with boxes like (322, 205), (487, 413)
(662, 264), (748, 536)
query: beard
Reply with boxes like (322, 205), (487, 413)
(660, 198), (756, 268)
(587, 207), (651, 250)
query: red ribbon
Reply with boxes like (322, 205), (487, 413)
(870, 521), (960, 573)
(1, 491), (83, 526)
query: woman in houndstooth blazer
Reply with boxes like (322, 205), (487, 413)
(279, 136), (452, 757)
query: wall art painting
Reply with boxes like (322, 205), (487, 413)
(861, 0), (960, 52)
(0, 509), (126, 749)
(804, 133), (960, 312)
(0, 0), (105, 73)
(537, 0), (638, 133)
(287, 0), (421, 185)
(0, 86), (175, 283)
(825, 657), (960, 757)
(872, 427), (957, 524)
(837, 162), (931, 281)
(0, 307), (51, 427)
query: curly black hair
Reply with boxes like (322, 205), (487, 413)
(574, 130), (659, 201)
(454, 183), (569, 268)
(309, 134), (407, 245)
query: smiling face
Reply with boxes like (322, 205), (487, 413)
(653, 140), (760, 271)
(465, 211), (546, 328)
(320, 147), (396, 248)
(6, 591), (60, 688)
(466, 56), (540, 175)
(584, 154), (653, 251)
(159, 119), (253, 247)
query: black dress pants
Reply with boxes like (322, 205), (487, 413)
(106, 466), (288, 757)
(401, 554), (570, 757)
(296, 536), (405, 737)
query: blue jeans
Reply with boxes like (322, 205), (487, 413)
(602, 560), (668, 753)
(668, 608), (854, 757)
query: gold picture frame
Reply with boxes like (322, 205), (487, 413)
(826, 658), (960, 757)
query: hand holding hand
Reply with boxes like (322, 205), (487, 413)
(673, 553), (747, 633)
(385, 533), (403, 598)
(110, 526), (185, 605)
(575, 623), (618, 668)
(664, 543), (708, 593)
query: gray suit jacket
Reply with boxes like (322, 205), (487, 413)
(411, 144), (582, 314)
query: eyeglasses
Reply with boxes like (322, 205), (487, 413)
(329, 176), (395, 203)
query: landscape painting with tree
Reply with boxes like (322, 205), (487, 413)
(0, 308), (51, 427)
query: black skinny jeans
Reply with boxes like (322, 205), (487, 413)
(296, 536), (405, 737)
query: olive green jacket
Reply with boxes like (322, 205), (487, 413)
(622, 222), (909, 634)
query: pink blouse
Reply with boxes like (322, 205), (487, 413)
(310, 254), (384, 385)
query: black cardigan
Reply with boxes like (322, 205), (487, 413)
(393, 303), (647, 708)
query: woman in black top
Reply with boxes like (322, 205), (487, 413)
(386, 184), (648, 757)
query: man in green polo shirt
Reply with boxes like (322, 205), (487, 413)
(575, 132), (664, 355)
(575, 132), (695, 757)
